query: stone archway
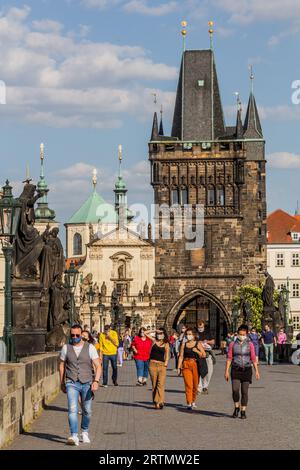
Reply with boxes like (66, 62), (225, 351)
(164, 288), (231, 346)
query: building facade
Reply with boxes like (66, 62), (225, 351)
(66, 164), (157, 332)
(149, 49), (267, 344)
(267, 209), (300, 336)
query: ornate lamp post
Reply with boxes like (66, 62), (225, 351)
(0, 181), (22, 362)
(64, 261), (79, 326)
(87, 286), (95, 332)
(98, 302), (105, 332)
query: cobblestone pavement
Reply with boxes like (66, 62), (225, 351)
(8, 356), (300, 450)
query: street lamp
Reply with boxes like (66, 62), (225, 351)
(98, 302), (105, 332)
(0, 181), (22, 362)
(87, 286), (95, 332)
(64, 260), (79, 326)
(281, 284), (290, 335)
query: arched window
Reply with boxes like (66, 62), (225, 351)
(73, 233), (82, 256)
(207, 185), (215, 206)
(216, 186), (225, 206)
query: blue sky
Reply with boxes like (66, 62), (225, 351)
(1, 0), (300, 228)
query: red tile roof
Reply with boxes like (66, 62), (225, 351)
(267, 209), (300, 244)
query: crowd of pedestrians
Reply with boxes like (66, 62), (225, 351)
(59, 319), (291, 446)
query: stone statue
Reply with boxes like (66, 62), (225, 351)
(93, 282), (100, 302)
(101, 281), (107, 298)
(14, 181), (45, 278)
(80, 273), (93, 303)
(278, 292), (285, 324)
(241, 297), (252, 324)
(40, 226), (64, 290)
(262, 272), (275, 308)
(48, 274), (70, 330)
(138, 290), (143, 302)
(143, 281), (149, 297)
(111, 287), (118, 307)
(118, 263), (125, 279)
(148, 223), (152, 241)
(151, 283), (155, 298)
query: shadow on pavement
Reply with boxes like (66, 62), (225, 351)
(43, 404), (68, 412)
(105, 401), (154, 410)
(177, 408), (230, 418)
(20, 431), (66, 444)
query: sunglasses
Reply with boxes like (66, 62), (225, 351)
(71, 334), (81, 338)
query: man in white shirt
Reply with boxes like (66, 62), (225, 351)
(59, 324), (101, 446)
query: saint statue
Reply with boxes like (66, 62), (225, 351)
(262, 272), (275, 308)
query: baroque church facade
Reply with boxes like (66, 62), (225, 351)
(65, 160), (157, 332)
(149, 49), (267, 345)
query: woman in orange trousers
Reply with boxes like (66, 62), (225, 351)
(177, 328), (206, 410)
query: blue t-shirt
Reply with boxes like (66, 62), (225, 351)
(262, 331), (275, 344)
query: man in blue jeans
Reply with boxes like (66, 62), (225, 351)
(261, 324), (277, 365)
(59, 324), (102, 446)
(98, 324), (119, 387)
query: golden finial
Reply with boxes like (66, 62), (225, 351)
(208, 21), (214, 50)
(92, 168), (97, 189)
(118, 144), (122, 162)
(40, 142), (44, 161)
(249, 65), (255, 93)
(181, 20), (187, 51)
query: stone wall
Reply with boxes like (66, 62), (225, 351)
(0, 353), (60, 449)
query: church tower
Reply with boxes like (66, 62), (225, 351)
(149, 36), (267, 342)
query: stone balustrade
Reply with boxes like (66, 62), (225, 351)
(0, 352), (60, 449)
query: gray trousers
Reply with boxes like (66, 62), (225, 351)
(198, 355), (213, 391)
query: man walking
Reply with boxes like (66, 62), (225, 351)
(99, 324), (119, 387)
(197, 319), (215, 394)
(262, 324), (277, 365)
(59, 324), (102, 446)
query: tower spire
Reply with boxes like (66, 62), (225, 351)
(244, 68), (263, 138)
(35, 142), (56, 223)
(235, 92), (243, 138)
(151, 112), (159, 140)
(159, 105), (164, 136)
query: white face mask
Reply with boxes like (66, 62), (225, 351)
(186, 334), (194, 341)
(157, 334), (164, 340)
(238, 335), (246, 342)
(198, 327), (205, 333)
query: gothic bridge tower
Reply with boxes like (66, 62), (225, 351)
(148, 48), (267, 342)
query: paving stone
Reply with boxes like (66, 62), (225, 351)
(7, 357), (300, 450)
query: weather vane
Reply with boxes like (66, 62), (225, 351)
(234, 92), (242, 112)
(40, 142), (44, 161)
(151, 93), (157, 105)
(249, 65), (255, 93)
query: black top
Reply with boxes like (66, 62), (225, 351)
(197, 329), (213, 342)
(150, 343), (166, 362)
(184, 343), (199, 360)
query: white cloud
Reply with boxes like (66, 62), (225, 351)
(0, 6), (177, 129)
(82, 0), (121, 8)
(124, 0), (177, 16)
(213, 0), (300, 23)
(268, 152), (300, 169)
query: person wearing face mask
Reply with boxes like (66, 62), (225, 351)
(225, 324), (260, 420)
(177, 328), (206, 410)
(175, 324), (188, 370)
(148, 328), (170, 409)
(59, 324), (102, 446)
(197, 319), (215, 395)
(131, 327), (153, 386)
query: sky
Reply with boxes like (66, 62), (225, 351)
(1, 0), (300, 231)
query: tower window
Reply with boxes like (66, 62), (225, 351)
(171, 189), (179, 205)
(73, 233), (82, 256)
(216, 186), (225, 206)
(180, 188), (188, 205)
(207, 187), (215, 206)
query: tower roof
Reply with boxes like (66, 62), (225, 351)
(171, 50), (225, 141)
(243, 92), (263, 138)
(151, 112), (159, 140)
(67, 189), (117, 224)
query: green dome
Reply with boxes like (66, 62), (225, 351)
(67, 189), (117, 224)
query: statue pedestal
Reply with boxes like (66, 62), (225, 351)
(12, 279), (46, 357)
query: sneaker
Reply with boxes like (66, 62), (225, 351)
(136, 381), (143, 386)
(80, 431), (91, 444)
(102, 384), (108, 388)
(191, 402), (197, 409)
(67, 434), (79, 446)
(142, 381), (147, 386)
